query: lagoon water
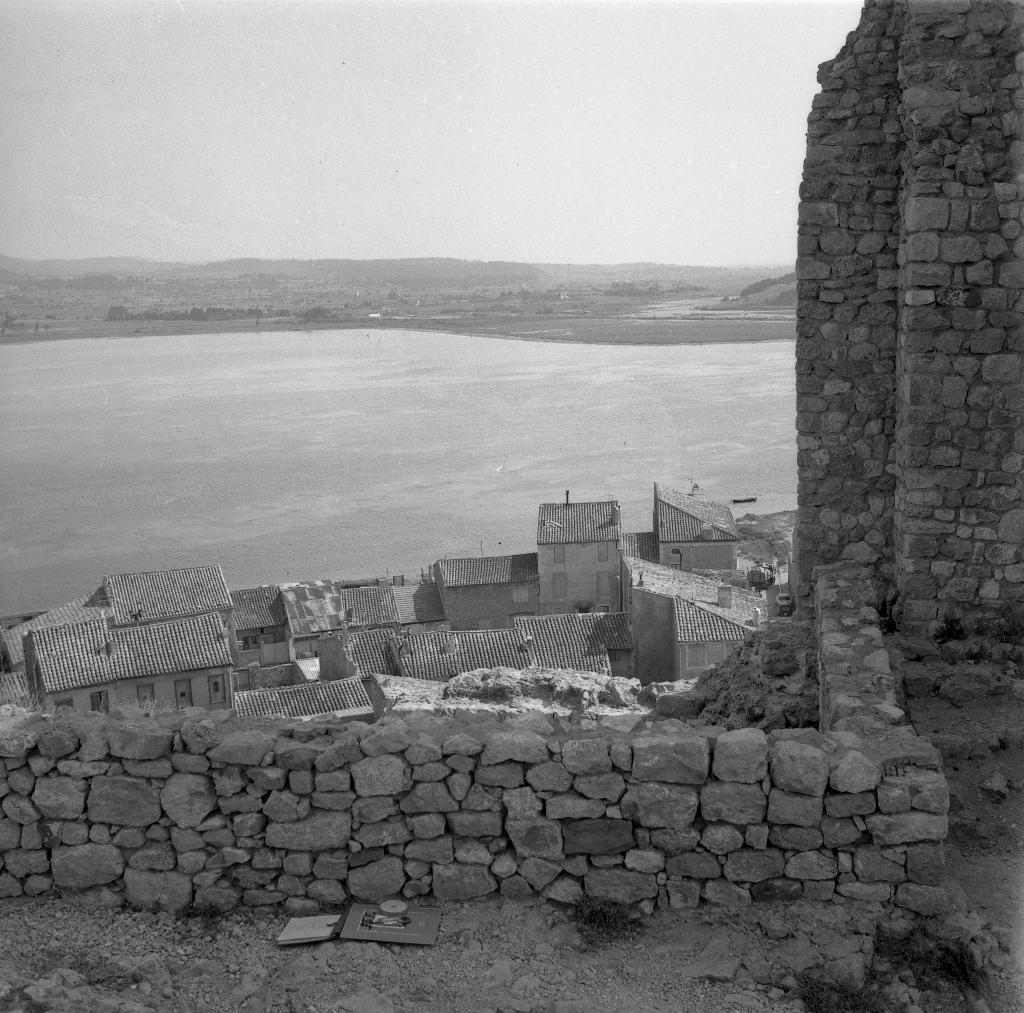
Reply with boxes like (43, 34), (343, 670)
(0, 327), (796, 615)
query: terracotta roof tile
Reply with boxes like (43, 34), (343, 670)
(513, 613), (624, 674)
(437, 553), (539, 588)
(2, 596), (110, 670)
(102, 566), (232, 625)
(392, 583), (446, 625)
(654, 484), (738, 543)
(27, 613), (232, 693)
(537, 502), (620, 545)
(233, 677), (373, 720)
(619, 532), (658, 563)
(231, 586), (286, 631)
(673, 599), (750, 643)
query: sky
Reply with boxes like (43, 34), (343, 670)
(1, 1), (862, 267)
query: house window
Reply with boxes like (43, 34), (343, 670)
(596, 572), (613, 600)
(136, 683), (155, 705)
(53, 697), (73, 711)
(234, 670), (251, 692)
(240, 634), (260, 651)
(685, 644), (707, 670)
(209, 674), (226, 705)
(597, 605), (611, 613)
(598, 542), (609, 563)
(512, 585), (529, 604)
(175, 679), (193, 708)
(553, 573), (567, 600)
(89, 690), (109, 713)
(553, 545), (565, 565)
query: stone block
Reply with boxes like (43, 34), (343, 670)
(506, 818), (563, 860)
(106, 723), (174, 761)
(480, 731), (549, 765)
(619, 783), (698, 829)
(769, 825), (823, 851)
(562, 818), (634, 855)
(518, 856), (562, 889)
(700, 781), (766, 824)
(701, 823), (744, 855)
(475, 763), (524, 788)
(895, 882), (950, 916)
(124, 869), (192, 913)
(750, 878), (802, 903)
(631, 735), (710, 784)
(853, 846), (904, 882)
(87, 776), (160, 827)
(723, 849), (784, 883)
(770, 741), (829, 796)
(561, 739), (611, 774)
(703, 879), (750, 906)
(829, 751), (880, 793)
(584, 868), (657, 904)
(161, 772), (217, 828)
(767, 789), (823, 827)
(432, 862), (497, 900)
(574, 773), (625, 801)
(51, 844), (124, 889)
(546, 794), (604, 820)
(905, 197), (949, 232)
(784, 851), (838, 881)
(865, 811), (947, 845)
(265, 810), (351, 851)
(31, 777), (86, 820)
(208, 731), (276, 767)
(399, 782), (458, 814)
(351, 755), (411, 798)
(347, 855), (406, 900)
(711, 729), (768, 783)
(359, 722), (412, 758)
(525, 761), (572, 792)
(446, 811), (503, 837)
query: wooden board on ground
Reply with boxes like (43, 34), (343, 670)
(276, 914), (343, 946)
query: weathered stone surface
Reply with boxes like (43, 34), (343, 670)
(666, 851), (720, 880)
(711, 729), (768, 783)
(308, 879), (348, 906)
(865, 811), (947, 845)
(895, 882), (950, 916)
(906, 842), (945, 885)
(106, 723), (173, 761)
(359, 721), (413, 758)
(562, 818), (634, 855)
(192, 886), (241, 913)
(475, 763), (524, 788)
(853, 846), (905, 882)
(546, 794), (605, 820)
(446, 811), (503, 837)
(561, 739), (611, 775)
(179, 719), (222, 754)
(767, 789), (823, 827)
(129, 842), (177, 871)
(770, 825), (823, 851)
(346, 856), (406, 900)
(631, 735), (710, 784)
(0, 728), (39, 758)
(87, 776), (160, 826)
(0, 818), (23, 850)
(442, 732), (484, 757)
(701, 823), (744, 855)
(573, 772), (625, 801)
(314, 735), (362, 771)
(829, 751), (880, 793)
(355, 818), (412, 848)
(502, 786), (541, 819)
(506, 818), (563, 860)
(124, 869), (192, 912)
(160, 772), (217, 828)
(262, 790), (305, 822)
(525, 761), (572, 792)
(770, 741), (829, 796)
(4, 849), (49, 877)
(432, 863), (497, 900)
(624, 848), (664, 874)
(824, 791), (876, 817)
(1, 794), (40, 825)
(208, 731), (276, 767)
(723, 849), (784, 883)
(703, 879), (750, 906)
(518, 856), (561, 889)
(544, 874), (584, 905)
(750, 878), (802, 902)
(275, 740), (324, 771)
(620, 783), (698, 829)
(51, 844), (124, 888)
(405, 836), (454, 864)
(31, 777), (86, 820)
(265, 811), (351, 851)
(351, 755), (412, 798)
(35, 726), (80, 759)
(700, 781), (766, 825)
(480, 731), (548, 765)
(399, 782), (457, 813)
(784, 851), (838, 881)
(584, 868), (657, 904)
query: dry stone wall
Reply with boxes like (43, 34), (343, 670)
(795, 0), (1024, 632)
(0, 706), (949, 917)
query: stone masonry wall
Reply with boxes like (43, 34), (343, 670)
(795, 0), (1024, 633)
(0, 705), (949, 919)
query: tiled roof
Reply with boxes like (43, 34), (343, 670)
(513, 613), (628, 675)
(674, 599), (750, 643)
(342, 586), (400, 628)
(437, 553), (539, 588)
(347, 627), (532, 682)
(623, 557), (762, 643)
(101, 566), (232, 625)
(295, 657), (320, 682)
(230, 586), (286, 631)
(233, 677), (373, 720)
(654, 484), (738, 543)
(0, 671), (30, 706)
(2, 596), (110, 670)
(27, 613), (232, 693)
(537, 502), (620, 544)
(619, 531), (658, 563)
(392, 583), (447, 624)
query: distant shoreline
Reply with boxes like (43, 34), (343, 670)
(0, 312), (796, 348)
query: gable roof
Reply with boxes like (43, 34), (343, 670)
(2, 596), (110, 670)
(654, 484), (738, 543)
(99, 566), (232, 625)
(537, 502), (620, 545)
(27, 613), (232, 693)
(673, 599), (750, 643)
(233, 677), (373, 720)
(514, 613), (630, 674)
(392, 583), (446, 624)
(619, 531), (658, 563)
(231, 586), (286, 631)
(437, 553), (539, 588)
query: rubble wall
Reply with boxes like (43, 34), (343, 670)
(794, 0), (1024, 632)
(0, 705), (949, 918)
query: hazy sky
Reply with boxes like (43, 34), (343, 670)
(2, 1), (861, 266)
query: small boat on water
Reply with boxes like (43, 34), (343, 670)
(732, 496), (757, 504)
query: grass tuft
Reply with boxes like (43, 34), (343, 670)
(572, 896), (642, 948)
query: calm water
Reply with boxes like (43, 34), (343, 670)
(0, 327), (796, 614)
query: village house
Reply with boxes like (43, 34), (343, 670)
(433, 552), (540, 630)
(231, 585), (290, 668)
(23, 612), (234, 712)
(279, 579), (448, 660)
(621, 556), (764, 684)
(651, 483), (739, 571)
(537, 495), (621, 615)
(513, 612), (631, 679)
(1, 596), (110, 678)
(232, 676), (373, 722)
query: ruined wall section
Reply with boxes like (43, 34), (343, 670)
(794, 0), (906, 600)
(894, 0), (1024, 628)
(796, 0), (1024, 632)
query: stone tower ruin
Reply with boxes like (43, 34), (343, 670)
(793, 0), (1024, 632)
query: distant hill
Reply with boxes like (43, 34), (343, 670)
(739, 271), (797, 304)
(0, 254), (779, 295)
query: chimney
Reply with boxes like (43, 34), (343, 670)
(752, 607), (765, 627)
(718, 585), (732, 610)
(701, 523), (715, 541)
(565, 489), (570, 505)
(319, 632), (359, 681)
(611, 502), (621, 526)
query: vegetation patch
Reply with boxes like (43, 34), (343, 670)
(797, 975), (888, 1013)
(572, 897), (643, 948)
